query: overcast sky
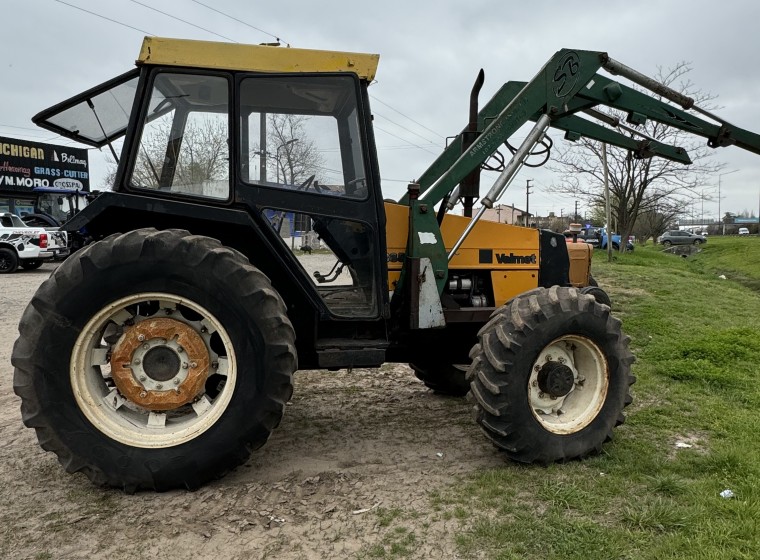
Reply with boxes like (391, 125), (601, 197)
(3, 0), (760, 220)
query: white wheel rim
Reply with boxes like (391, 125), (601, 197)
(528, 334), (609, 434)
(71, 292), (237, 448)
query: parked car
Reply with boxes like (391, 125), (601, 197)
(738, 227), (750, 235)
(0, 213), (68, 273)
(657, 230), (707, 247)
(564, 226), (634, 251)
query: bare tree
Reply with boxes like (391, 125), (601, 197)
(130, 115), (229, 193)
(171, 117), (229, 187)
(265, 114), (324, 186)
(630, 197), (682, 243)
(106, 113), (324, 194)
(549, 62), (723, 248)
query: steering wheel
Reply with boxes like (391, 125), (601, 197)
(298, 174), (316, 191)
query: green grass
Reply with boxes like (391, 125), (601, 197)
(687, 236), (760, 292)
(440, 239), (760, 560)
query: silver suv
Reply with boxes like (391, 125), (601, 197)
(658, 230), (707, 247)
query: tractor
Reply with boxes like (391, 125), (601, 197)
(13, 37), (760, 491)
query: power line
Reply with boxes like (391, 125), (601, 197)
(127, 0), (237, 42)
(373, 110), (439, 145)
(0, 124), (47, 134)
(370, 94), (445, 139)
(378, 144), (439, 151)
(190, 0), (288, 45)
(373, 125), (438, 157)
(53, 0), (154, 35)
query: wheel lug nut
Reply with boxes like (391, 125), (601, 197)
(156, 384), (163, 390)
(538, 391), (545, 399)
(139, 375), (147, 382)
(137, 334), (145, 342)
(182, 362), (189, 369)
(177, 346), (184, 353)
(173, 378), (180, 386)
(143, 344), (149, 350)
(133, 359), (141, 365)
(139, 391), (147, 398)
(190, 362), (197, 369)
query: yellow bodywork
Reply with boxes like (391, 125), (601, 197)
(566, 237), (594, 288)
(137, 37), (380, 81)
(384, 202), (592, 307)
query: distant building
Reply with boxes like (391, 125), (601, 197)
(479, 204), (527, 225)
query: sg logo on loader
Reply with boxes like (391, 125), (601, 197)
(553, 51), (580, 98)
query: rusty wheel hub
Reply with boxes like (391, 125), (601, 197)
(111, 317), (210, 411)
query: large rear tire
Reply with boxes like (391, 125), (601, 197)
(467, 286), (634, 463)
(410, 362), (471, 397)
(13, 229), (297, 491)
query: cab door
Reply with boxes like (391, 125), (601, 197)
(236, 73), (387, 319)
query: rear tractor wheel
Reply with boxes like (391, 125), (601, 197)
(12, 229), (297, 491)
(410, 362), (471, 397)
(467, 286), (635, 463)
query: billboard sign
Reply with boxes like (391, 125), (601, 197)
(0, 136), (90, 192)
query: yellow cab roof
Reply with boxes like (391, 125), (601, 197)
(137, 36), (380, 81)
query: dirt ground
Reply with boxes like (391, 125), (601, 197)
(0, 263), (505, 559)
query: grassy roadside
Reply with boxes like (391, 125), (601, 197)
(686, 236), (760, 292)
(432, 240), (760, 559)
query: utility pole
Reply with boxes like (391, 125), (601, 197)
(718, 169), (739, 235)
(602, 144), (612, 262)
(525, 179), (533, 226)
(574, 199), (579, 222)
(701, 190), (704, 229)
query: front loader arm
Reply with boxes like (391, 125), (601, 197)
(489, 81), (693, 164)
(395, 48), (760, 319)
(413, 50), (607, 207)
(405, 50), (760, 210)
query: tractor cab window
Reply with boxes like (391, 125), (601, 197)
(240, 75), (367, 199)
(129, 73), (230, 200)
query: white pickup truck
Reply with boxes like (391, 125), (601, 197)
(0, 213), (69, 273)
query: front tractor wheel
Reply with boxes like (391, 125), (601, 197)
(467, 286), (635, 463)
(12, 229), (297, 491)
